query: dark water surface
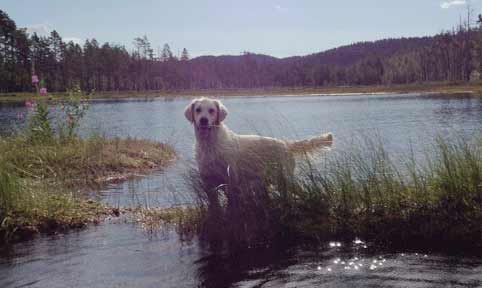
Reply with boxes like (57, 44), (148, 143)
(0, 222), (481, 288)
(0, 93), (481, 287)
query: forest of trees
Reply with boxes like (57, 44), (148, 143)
(1, 9), (481, 93)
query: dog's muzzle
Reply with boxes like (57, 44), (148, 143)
(196, 124), (213, 139)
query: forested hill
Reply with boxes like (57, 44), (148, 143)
(186, 37), (439, 88)
(297, 37), (435, 66)
(1, 8), (481, 93)
(192, 37), (433, 66)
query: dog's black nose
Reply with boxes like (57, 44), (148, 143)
(199, 117), (208, 126)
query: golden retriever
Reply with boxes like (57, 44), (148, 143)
(184, 97), (333, 206)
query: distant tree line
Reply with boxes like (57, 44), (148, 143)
(1, 9), (481, 93)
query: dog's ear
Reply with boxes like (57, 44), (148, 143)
(215, 100), (228, 123)
(184, 100), (197, 123)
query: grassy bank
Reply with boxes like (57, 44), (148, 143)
(0, 136), (177, 187)
(1, 82), (481, 102)
(0, 135), (177, 243)
(291, 138), (481, 250)
(180, 136), (481, 252)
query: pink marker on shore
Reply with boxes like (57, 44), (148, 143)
(25, 100), (37, 111)
(40, 87), (48, 96)
(32, 75), (39, 85)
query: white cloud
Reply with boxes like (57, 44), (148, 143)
(440, 0), (466, 9)
(64, 37), (82, 45)
(274, 4), (288, 13)
(25, 24), (81, 44)
(25, 24), (51, 36)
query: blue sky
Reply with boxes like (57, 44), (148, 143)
(3, 0), (482, 58)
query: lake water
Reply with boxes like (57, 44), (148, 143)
(0, 93), (481, 287)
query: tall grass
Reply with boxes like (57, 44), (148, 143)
(0, 134), (176, 243)
(187, 136), (482, 251)
(293, 137), (481, 248)
(0, 135), (176, 187)
(0, 89), (176, 243)
(0, 159), (108, 243)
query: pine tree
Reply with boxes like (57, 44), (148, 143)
(161, 43), (173, 61)
(133, 35), (153, 60)
(180, 48), (189, 61)
(0, 9), (17, 92)
(49, 30), (64, 90)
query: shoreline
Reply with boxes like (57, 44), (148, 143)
(0, 82), (480, 102)
(0, 137), (178, 245)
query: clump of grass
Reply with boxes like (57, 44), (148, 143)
(0, 135), (177, 243)
(289, 137), (481, 249)
(0, 164), (110, 243)
(0, 136), (176, 187)
(183, 159), (292, 248)
(184, 136), (481, 252)
(0, 88), (177, 243)
(127, 206), (205, 240)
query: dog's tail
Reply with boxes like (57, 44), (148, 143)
(287, 133), (333, 155)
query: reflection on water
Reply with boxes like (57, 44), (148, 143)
(0, 222), (480, 288)
(1, 93), (482, 287)
(234, 246), (482, 288)
(0, 223), (200, 288)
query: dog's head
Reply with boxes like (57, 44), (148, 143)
(184, 98), (228, 139)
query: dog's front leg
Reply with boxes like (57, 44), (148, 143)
(200, 173), (224, 210)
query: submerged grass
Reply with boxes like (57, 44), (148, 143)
(184, 136), (481, 252)
(0, 135), (177, 243)
(128, 206), (204, 240)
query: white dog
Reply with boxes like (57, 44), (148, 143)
(184, 97), (333, 206)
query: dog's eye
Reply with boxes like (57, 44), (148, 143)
(195, 107), (202, 113)
(208, 108), (215, 114)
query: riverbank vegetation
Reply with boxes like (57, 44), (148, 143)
(0, 136), (176, 244)
(180, 136), (481, 253)
(0, 91), (177, 244)
(0, 172), (110, 243)
(0, 136), (177, 187)
(1, 9), (482, 95)
(0, 82), (480, 102)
